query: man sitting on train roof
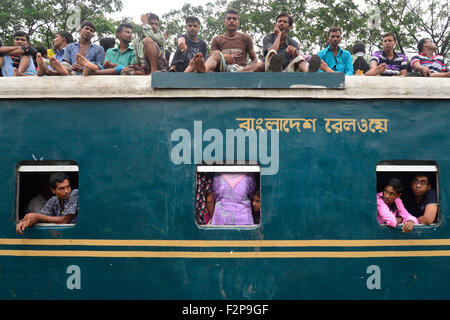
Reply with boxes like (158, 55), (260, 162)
(184, 8), (259, 73)
(16, 172), (78, 235)
(46, 22), (104, 75)
(35, 31), (74, 76)
(377, 178), (417, 232)
(401, 174), (439, 225)
(365, 32), (408, 76)
(410, 38), (450, 77)
(75, 23), (136, 76)
(121, 13), (168, 75)
(168, 16), (207, 72)
(317, 27), (354, 75)
(260, 12), (320, 72)
(0, 31), (37, 77)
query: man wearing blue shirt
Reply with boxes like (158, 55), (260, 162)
(36, 31), (73, 76)
(49, 22), (104, 75)
(0, 44), (37, 76)
(0, 32), (37, 76)
(76, 23), (136, 76)
(318, 27), (354, 75)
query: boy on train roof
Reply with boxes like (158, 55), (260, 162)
(168, 16), (207, 72)
(377, 178), (417, 232)
(0, 31), (37, 76)
(16, 172), (78, 234)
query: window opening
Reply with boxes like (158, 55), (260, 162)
(195, 163), (261, 229)
(15, 160), (79, 229)
(376, 160), (440, 228)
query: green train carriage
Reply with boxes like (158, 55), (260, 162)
(0, 73), (449, 300)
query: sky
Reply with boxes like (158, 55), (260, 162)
(110, 0), (213, 23)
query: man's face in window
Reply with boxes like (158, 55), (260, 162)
(411, 176), (431, 198)
(382, 186), (400, 206)
(52, 179), (72, 201)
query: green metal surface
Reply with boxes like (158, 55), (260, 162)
(0, 95), (449, 299)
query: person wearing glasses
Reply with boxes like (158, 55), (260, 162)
(402, 175), (439, 225)
(377, 178), (417, 232)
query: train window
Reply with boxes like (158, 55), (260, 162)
(376, 160), (440, 227)
(195, 163), (261, 229)
(15, 160), (79, 229)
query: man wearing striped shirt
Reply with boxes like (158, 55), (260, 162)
(366, 32), (407, 77)
(410, 38), (450, 77)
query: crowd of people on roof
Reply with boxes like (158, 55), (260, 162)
(0, 9), (449, 78)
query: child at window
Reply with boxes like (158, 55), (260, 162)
(377, 178), (418, 232)
(251, 190), (261, 224)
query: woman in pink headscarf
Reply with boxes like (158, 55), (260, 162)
(210, 173), (256, 225)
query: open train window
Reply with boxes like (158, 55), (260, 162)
(195, 162), (261, 229)
(376, 160), (440, 227)
(15, 160), (79, 228)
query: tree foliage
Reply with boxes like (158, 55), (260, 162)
(161, 0), (449, 60)
(0, 0), (122, 47)
(1, 0), (448, 60)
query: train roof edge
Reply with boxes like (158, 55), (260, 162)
(0, 74), (449, 99)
